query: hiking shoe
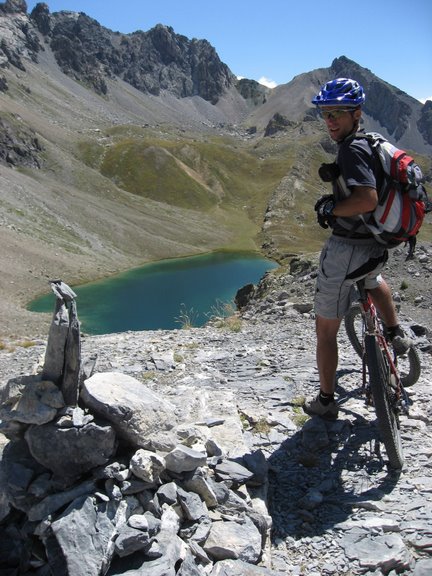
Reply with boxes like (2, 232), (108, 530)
(303, 394), (339, 420)
(391, 333), (413, 356)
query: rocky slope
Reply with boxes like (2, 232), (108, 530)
(1, 245), (431, 575)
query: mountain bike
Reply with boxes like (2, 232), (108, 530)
(344, 279), (421, 469)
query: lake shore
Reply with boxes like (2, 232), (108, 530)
(0, 239), (272, 340)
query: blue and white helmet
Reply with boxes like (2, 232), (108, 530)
(312, 78), (366, 107)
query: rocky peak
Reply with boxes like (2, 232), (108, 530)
(0, 1), (41, 70)
(329, 56), (432, 148)
(330, 56), (411, 140)
(0, 0), (27, 14)
(0, 4), (235, 102)
(29, 2), (51, 35)
(236, 78), (270, 107)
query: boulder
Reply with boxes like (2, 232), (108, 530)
(25, 420), (116, 477)
(81, 372), (178, 450)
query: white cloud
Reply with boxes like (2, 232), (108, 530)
(419, 96), (432, 104)
(258, 76), (277, 89)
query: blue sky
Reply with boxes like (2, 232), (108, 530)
(26, 0), (432, 103)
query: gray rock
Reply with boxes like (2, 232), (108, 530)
(27, 479), (97, 522)
(130, 448), (165, 483)
(81, 372), (178, 450)
(177, 486), (208, 521)
(413, 558), (432, 575)
(214, 460), (255, 485)
(164, 445), (207, 473)
(122, 506), (184, 576)
(301, 416), (330, 450)
(156, 481), (178, 506)
(177, 548), (206, 575)
(210, 559), (281, 575)
(203, 515), (262, 563)
(0, 376), (64, 425)
(298, 488), (323, 511)
(25, 420), (117, 477)
(341, 533), (411, 573)
(128, 513), (149, 531)
(114, 524), (153, 557)
(46, 495), (119, 575)
(181, 468), (219, 508)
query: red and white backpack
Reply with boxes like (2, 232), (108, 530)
(352, 132), (430, 250)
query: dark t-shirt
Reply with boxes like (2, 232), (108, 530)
(331, 133), (382, 239)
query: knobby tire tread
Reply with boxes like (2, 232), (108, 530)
(344, 304), (421, 387)
(365, 334), (404, 470)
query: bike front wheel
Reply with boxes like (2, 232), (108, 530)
(344, 304), (421, 387)
(365, 334), (404, 470)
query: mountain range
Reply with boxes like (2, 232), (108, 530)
(0, 0), (431, 337)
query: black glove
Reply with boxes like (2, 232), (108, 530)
(318, 162), (340, 182)
(314, 194), (336, 229)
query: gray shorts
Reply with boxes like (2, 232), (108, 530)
(314, 236), (388, 319)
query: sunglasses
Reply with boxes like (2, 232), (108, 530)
(319, 108), (355, 120)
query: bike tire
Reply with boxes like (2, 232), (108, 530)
(344, 304), (421, 387)
(365, 334), (404, 470)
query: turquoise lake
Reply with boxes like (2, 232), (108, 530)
(29, 252), (278, 334)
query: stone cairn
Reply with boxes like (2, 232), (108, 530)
(0, 282), (274, 575)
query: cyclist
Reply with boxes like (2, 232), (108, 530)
(304, 78), (412, 420)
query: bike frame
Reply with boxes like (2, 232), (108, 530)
(355, 281), (407, 412)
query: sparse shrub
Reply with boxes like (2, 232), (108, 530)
(0, 339), (37, 352)
(252, 418), (271, 434)
(173, 352), (183, 363)
(175, 304), (199, 330)
(206, 301), (242, 332)
(291, 396), (309, 427)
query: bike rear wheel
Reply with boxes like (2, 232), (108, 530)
(365, 334), (404, 470)
(344, 304), (421, 387)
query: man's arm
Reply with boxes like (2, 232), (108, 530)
(332, 186), (378, 217)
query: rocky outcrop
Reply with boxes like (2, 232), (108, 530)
(0, 0), (41, 70)
(0, 114), (43, 168)
(264, 113), (296, 137)
(237, 78), (270, 107)
(30, 9), (235, 101)
(0, 3), (235, 101)
(0, 0), (27, 14)
(29, 1), (50, 35)
(418, 99), (432, 146)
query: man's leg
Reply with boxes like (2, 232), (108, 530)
(316, 315), (342, 394)
(368, 277), (412, 354)
(303, 314), (341, 419)
(368, 277), (398, 327)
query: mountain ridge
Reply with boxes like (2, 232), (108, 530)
(1, 1), (431, 152)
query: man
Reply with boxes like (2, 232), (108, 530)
(303, 78), (411, 420)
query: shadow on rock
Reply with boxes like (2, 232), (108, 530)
(267, 394), (401, 542)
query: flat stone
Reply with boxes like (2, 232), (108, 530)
(165, 445), (207, 473)
(203, 516), (262, 563)
(81, 372), (178, 450)
(341, 533), (411, 573)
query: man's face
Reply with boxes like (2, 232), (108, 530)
(320, 107), (361, 142)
